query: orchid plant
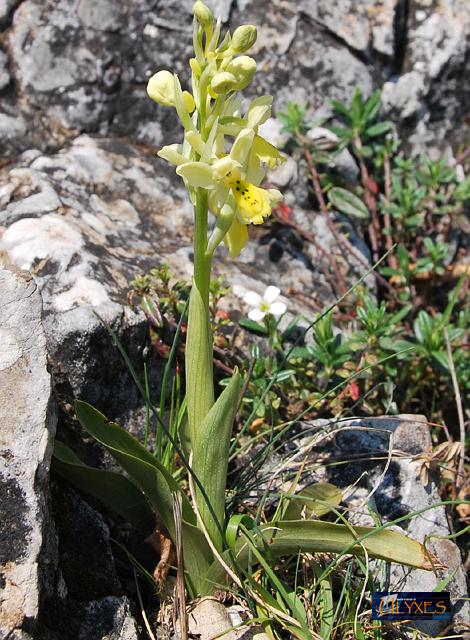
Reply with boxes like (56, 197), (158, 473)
(54, 0), (435, 620)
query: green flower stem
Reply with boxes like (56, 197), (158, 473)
(186, 187), (215, 448)
(193, 187), (211, 306)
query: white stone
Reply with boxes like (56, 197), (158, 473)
(1, 214), (83, 271)
(54, 277), (110, 311)
(0, 329), (22, 370)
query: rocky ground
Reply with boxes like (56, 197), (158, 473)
(1, 1), (469, 638)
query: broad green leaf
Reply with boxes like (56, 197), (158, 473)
(389, 303), (412, 325)
(328, 187), (370, 220)
(74, 401), (213, 595)
(283, 483), (343, 519)
(193, 371), (241, 552)
(256, 520), (434, 569)
(75, 401), (192, 534)
(431, 350), (450, 371)
(206, 519), (433, 588)
(53, 440), (155, 536)
(186, 282), (215, 448)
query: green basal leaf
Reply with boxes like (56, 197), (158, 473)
(193, 370), (241, 552)
(186, 282), (215, 448)
(74, 401), (213, 596)
(257, 520), (434, 569)
(206, 519), (434, 587)
(328, 187), (370, 220)
(53, 440), (155, 536)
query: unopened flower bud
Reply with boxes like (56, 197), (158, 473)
(210, 71), (237, 94)
(193, 1), (214, 29)
(226, 56), (256, 90)
(147, 70), (175, 107)
(182, 91), (196, 113)
(231, 25), (257, 53)
(189, 57), (202, 78)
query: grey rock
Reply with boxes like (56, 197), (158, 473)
(37, 595), (140, 640)
(383, 0), (470, 150)
(51, 483), (121, 600)
(1, 0), (469, 156)
(0, 113), (26, 143)
(0, 267), (56, 639)
(267, 156), (298, 188)
(333, 149), (360, 183)
(0, 48), (10, 89)
(298, 0), (398, 55)
(0, 0), (17, 27)
(77, 597), (140, 640)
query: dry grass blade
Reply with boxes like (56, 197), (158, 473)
(133, 566), (157, 640)
(444, 327), (466, 490)
(173, 490), (188, 640)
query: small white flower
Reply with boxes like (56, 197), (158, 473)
(243, 285), (287, 321)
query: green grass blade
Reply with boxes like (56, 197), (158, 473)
(53, 440), (155, 536)
(313, 564), (334, 640)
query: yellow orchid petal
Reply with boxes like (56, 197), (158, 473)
(230, 128), (255, 166)
(223, 171), (272, 224)
(182, 91), (196, 113)
(147, 70), (174, 107)
(212, 156), (240, 180)
(253, 135), (285, 169)
(246, 96), (273, 128)
(176, 162), (216, 188)
(185, 130), (205, 155)
(157, 144), (187, 166)
(224, 218), (249, 258)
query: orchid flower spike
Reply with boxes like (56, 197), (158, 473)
(146, 1), (285, 259)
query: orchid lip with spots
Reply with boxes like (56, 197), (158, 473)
(244, 286), (287, 321)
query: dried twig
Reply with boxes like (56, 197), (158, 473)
(383, 151), (398, 270)
(172, 491), (188, 640)
(444, 328), (466, 490)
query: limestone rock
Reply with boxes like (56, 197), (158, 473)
(0, 0), (17, 27)
(0, 48), (10, 89)
(186, 599), (269, 640)
(1, 0), (469, 156)
(0, 267), (56, 639)
(383, 0), (470, 150)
